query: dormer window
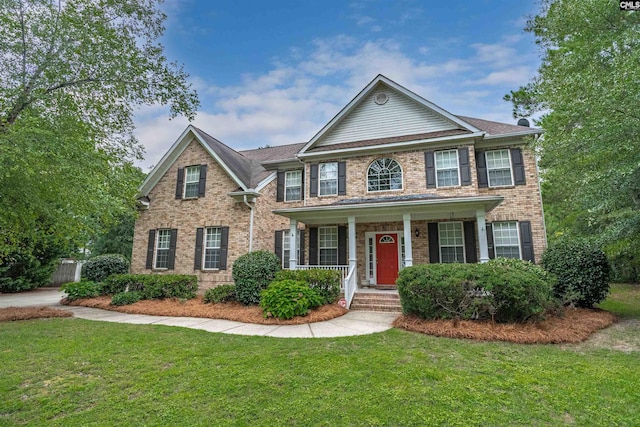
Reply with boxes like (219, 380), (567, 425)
(367, 158), (402, 192)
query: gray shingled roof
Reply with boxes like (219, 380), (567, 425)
(191, 115), (535, 189)
(306, 129), (471, 153)
(457, 116), (534, 136)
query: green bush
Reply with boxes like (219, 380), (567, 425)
(274, 269), (341, 304)
(81, 254), (129, 282)
(61, 280), (100, 302)
(541, 239), (611, 308)
(111, 291), (143, 306)
(232, 251), (281, 305)
(483, 259), (555, 323)
(260, 280), (323, 319)
(396, 261), (554, 323)
(204, 285), (237, 303)
(101, 274), (198, 300)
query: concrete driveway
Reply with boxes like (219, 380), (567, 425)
(0, 287), (66, 308)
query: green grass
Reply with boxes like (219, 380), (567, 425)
(598, 283), (640, 318)
(1, 286), (639, 426)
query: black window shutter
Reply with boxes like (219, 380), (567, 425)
(276, 171), (285, 202)
(459, 148), (471, 186)
(198, 165), (207, 197)
(519, 221), (535, 262)
(145, 230), (156, 269)
(274, 230), (283, 263)
(425, 151), (436, 188)
(219, 226), (229, 270)
(338, 225), (347, 265)
(463, 221), (477, 263)
(175, 167), (184, 199)
(310, 164), (318, 197)
(511, 148), (526, 185)
(308, 227), (318, 265)
(300, 169), (305, 200)
(338, 162), (347, 195)
(486, 223), (495, 259)
(299, 230), (305, 265)
(428, 223), (440, 263)
(194, 228), (204, 270)
(167, 229), (178, 270)
(476, 151), (488, 188)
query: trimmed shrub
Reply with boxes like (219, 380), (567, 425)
(542, 239), (611, 308)
(81, 254), (129, 282)
(274, 269), (341, 304)
(111, 291), (143, 306)
(232, 251), (281, 305)
(204, 284), (237, 304)
(396, 261), (554, 323)
(101, 274), (198, 300)
(482, 259), (555, 323)
(396, 264), (478, 320)
(61, 280), (100, 302)
(260, 280), (323, 319)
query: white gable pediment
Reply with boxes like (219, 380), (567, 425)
(300, 75), (482, 155)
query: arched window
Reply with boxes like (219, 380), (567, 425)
(367, 158), (403, 192)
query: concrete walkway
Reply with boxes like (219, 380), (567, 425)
(0, 288), (397, 338)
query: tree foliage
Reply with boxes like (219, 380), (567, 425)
(0, 0), (199, 287)
(506, 0), (640, 281)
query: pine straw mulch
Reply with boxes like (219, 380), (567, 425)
(393, 308), (618, 344)
(0, 306), (73, 322)
(63, 295), (348, 325)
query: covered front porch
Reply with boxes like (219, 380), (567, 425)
(274, 194), (503, 308)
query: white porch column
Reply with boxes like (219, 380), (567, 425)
(347, 216), (356, 271)
(476, 209), (489, 263)
(402, 213), (413, 267)
(289, 219), (298, 270)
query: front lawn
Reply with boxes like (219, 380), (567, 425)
(1, 284), (639, 426)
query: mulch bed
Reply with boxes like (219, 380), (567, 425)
(0, 306), (73, 322)
(63, 296), (348, 325)
(393, 308), (618, 344)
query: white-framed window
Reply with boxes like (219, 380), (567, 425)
(285, 170), (302, 201)
(493, 222), (521, 259)
(318, 226), (338, 265)
(367, 158), (403, 192)
(438, 222), (465, 263)
(203, 227), (222, 269)
(155, 229), (172, 269)
(282, 230), (302, 268)
(485, 150), (513, 187)
(435, 150), (460, 187)
(319, 163), (338, 196)
(184, 165), (201, 198)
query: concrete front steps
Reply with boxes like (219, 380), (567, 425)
(349, 291), (402, 312)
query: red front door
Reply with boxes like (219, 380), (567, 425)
(376, 234), (399, 285)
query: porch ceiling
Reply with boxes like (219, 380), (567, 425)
(273, 195), (504, 225)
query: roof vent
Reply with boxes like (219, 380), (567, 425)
(517, 118), (530, 127)
(374, 92), (389, 105)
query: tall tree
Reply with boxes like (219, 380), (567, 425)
(506, 0), (640, 280)
(0, 0), (199, 288)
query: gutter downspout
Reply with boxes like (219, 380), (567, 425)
(243, 194), (254, 252)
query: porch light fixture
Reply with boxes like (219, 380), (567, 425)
(414, 228), (420, 237)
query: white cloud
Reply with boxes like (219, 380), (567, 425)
(134, 33), (538, 169)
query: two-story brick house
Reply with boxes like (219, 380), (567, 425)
(132, 75), (546, 305)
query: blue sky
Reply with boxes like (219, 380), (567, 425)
(134, 0), (541, 170)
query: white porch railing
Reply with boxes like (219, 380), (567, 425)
(295, 264), (356, 308)
(296, 265), (350, 285)
(343, 265), (357, 309)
